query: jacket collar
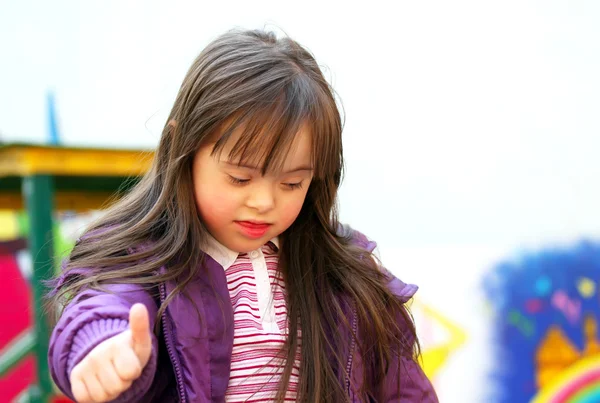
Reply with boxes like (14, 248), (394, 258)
(201, 233), (279, 270)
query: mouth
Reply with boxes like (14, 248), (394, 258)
(235, 221), (272, 239)
(237, 220), (271, 226)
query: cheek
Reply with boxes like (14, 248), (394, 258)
(278, 193), (307, 227)
(195, 182), (239, 226)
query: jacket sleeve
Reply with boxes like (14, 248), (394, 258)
(347, 225), (439, 402)
(382, 301), (439, 402)
(383, 347), (439, 402)
(48, 282), (160, 402)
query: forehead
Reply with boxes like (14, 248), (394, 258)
(210, 118), (313, 174)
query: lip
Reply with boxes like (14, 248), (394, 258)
(235, 221), (272, 239)
(237, 220), (270, 226)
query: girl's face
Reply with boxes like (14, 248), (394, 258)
(192, 125), (314, 253)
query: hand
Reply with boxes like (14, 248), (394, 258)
(69, 303), (152, 403)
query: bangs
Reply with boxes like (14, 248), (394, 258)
(210, 74), (342, 180)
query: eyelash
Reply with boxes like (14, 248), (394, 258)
(227, 176), (303, 190)
(227, 176), (250, 185)
(285, 182), (303, 190)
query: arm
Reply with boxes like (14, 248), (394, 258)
(48, 283), (160, 402)
(384, 354), (439, 402)
(383, 304), (439, 402)
(346, 225), (439, 401)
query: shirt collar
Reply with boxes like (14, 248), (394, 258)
(202, 233), (279, 270)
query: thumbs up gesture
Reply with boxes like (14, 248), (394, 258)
(69, 303), (153, 403)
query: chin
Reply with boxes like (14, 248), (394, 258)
(228, 238), (267, 254)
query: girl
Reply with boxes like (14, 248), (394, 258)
(48, 29), (438, 402)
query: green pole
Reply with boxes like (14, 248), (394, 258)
(23, 175), (55, 403)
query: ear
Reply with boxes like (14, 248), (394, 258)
(168, 119), (178, 129)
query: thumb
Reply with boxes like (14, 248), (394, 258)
(129, 303), (152, 365)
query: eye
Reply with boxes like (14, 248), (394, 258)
(227, 175), (250, 186)
(283, 182), (303, 190)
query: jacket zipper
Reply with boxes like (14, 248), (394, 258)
(159, 281), (187, 403)
(346, 304), (358, 401)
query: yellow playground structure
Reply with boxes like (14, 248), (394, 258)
(0, 143), (153, 403)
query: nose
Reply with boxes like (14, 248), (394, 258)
(246, 182), (275, 214)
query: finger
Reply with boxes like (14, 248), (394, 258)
(97, 361), (132, 398)
(113, 346), (143, 381)
(71, 376), (91, 403)
(129, 303), (152, 362)
(83, 374), (109, 403)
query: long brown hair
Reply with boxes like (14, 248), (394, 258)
(50, 29), (418, 402)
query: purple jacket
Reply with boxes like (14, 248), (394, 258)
(49, 230), (438, 402)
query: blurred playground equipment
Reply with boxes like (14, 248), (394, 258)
(0, 143), (152, 402)
(411, 298), (467, 380)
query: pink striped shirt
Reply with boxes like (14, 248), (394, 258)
(203, 236), (300, 402)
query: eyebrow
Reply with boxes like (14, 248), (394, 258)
(222, 161), (313, 174)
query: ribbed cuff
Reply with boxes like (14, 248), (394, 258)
(66, 318), (158, 402)
(67, 318), (129, 374)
